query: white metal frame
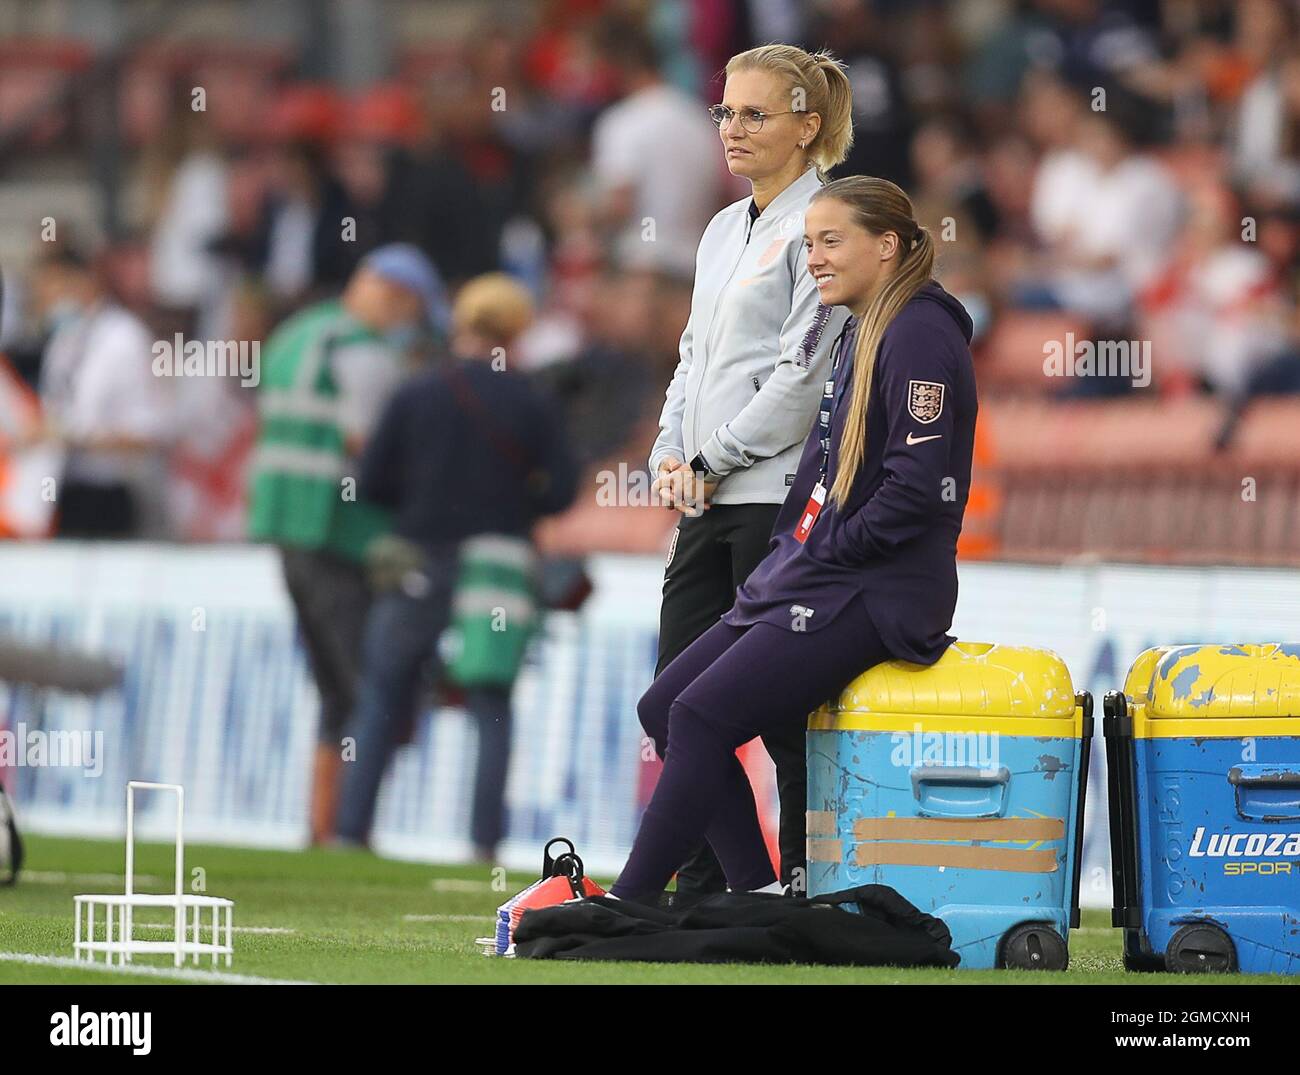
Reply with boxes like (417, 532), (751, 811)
(73, 782), (234, 967)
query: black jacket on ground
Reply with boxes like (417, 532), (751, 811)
(513, 886), (958, 967)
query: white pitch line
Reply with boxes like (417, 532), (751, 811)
(0, 952), (312, 986)
(430, 879), (494, 893)
(403, 914), (495, 923)
(22, 871), (162, 886)
(230, 927), (297, 935)
(128, 925), (297, 935)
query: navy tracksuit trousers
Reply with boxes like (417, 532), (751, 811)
(611, 595), (890, 903)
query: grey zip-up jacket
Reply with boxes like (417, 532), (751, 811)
(649, 166), (850, 505)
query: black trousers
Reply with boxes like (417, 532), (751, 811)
(655, 501), (806, 895)
(281, 547), (371, 743)
(56, 478), (136, 538)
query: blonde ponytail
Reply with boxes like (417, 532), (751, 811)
(818, 178), (936, 509)
(808, 52), (854, 175)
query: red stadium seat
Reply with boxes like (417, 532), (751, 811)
(1229, 399), (1300, 467)
(975, 312), (1093, 396)
(982, 397), (1300, 565)
(0, 38), (92, 146)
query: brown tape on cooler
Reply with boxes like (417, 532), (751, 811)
(852, 817), (1065, 842)
(806, 810), (837, 837)
(806, 839), (843, 863)
(854, 842), (1058, 873)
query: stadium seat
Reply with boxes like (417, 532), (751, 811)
(0, 38), (92, 146)
(975, 311), (1093, 396)
(119, 43), (289, 145)
(979, 397), (1225, 470)
(1229, 398), (1300, 467)
(982, 397), (1300, 565)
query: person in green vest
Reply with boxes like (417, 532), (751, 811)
(248, 243), (450, 845)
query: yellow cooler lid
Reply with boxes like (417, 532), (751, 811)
(1143, 644), (1300, 733)
(809, 641), (1080, 735)
(1121, 645), (1174, 704)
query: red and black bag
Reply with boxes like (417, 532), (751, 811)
(482, 838), (603, 956)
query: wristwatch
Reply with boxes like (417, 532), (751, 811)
(689, 451), (718, 480)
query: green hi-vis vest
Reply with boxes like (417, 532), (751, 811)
(442, 535), (540, 688)
(247, 301), (391, 562)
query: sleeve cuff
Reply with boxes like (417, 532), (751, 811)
(697, 436), (735, 478)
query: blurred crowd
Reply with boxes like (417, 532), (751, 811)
(0, 0), (1299, 545)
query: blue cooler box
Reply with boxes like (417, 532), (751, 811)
(806, 641), (1093, 970)
(1105, 643), (1300, 975)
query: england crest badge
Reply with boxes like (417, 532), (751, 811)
(907, 380), (945, 424)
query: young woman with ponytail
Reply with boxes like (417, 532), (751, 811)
(613, 176), (977, 904)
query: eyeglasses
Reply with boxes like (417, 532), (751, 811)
(707, 105), (797, 133)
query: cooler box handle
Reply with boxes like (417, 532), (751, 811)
(911, 765), (1010, 818)
(1228, 766), (1300, 821)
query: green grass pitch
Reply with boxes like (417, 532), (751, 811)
(0, 835), (1285, 985)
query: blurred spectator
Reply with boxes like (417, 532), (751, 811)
(35, 246), (174, 538)
(816, 0), (915, 184)
(533, 167), (608, 323)
(910, 112), (1002, 244)
(534, 267), (660, 469)
(643, 0), (707, 95)
(589, 16), (725, 275)
(249, 140), (363, 305)
(0, 351), (54, 538)
(448, 24), (563, 293)
(167, 281), (271, 542)
(1033, 0), (1160, 90)
(247, 243), (448, 845)
(144, 98), (231, 337)
(1025, 84), (1183, 325)
(1144, 181), (1290, 395)
(361, 84), (499, 289)
(1231, 0), (1300, 201)
(523, 0), (621, 121)
(335, 271), (578, 859)
(533, 267), (689, 557)
(1255, 203), (1300, 292)
(963, 0), (1061, 112)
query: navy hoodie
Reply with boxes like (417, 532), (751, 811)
(723, 281), (977, 665)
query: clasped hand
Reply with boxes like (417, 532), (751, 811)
(653, 457), (718, 516)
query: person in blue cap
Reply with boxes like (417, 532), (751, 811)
(357, 242), (453, 339)
(249, 242), (450, 844)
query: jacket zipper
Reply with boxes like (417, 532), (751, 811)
(692, 209), (759, 452)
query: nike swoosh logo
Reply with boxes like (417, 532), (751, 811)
(906, 432), (943, 445)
